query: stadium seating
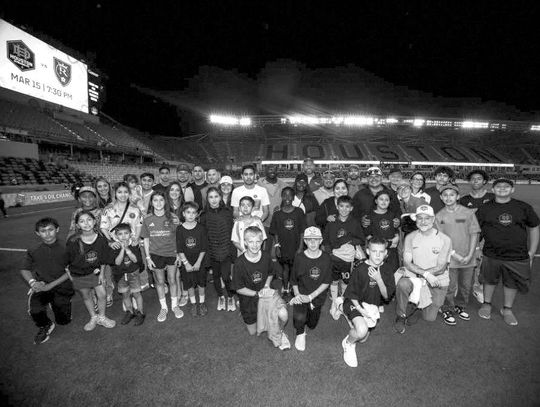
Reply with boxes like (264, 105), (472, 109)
(0, 157), (91, 186)
(68, 162), (176, 184)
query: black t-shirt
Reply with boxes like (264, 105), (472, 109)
(344, 260), (396, 306)
(323, 216), (365, 250)
(364, 210), (398, 241)
(152, 183), (169, 193)
(476, 199), (540, 260)
(424, 187), (445, 214)
(66, 235), (111, 276)
(24, 240), (73, 292)
(269, 207), (307, 261)
(459, 192), (495, 211)
(290, 251), (332, 307)
(111, 243), (143, 277)
(176, 223), (209, 265)
(232, 252), (275, 292)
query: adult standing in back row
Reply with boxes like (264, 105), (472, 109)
(231, 164), (270, 222)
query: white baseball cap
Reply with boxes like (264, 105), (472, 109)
(410, 205), (435, 220)
(304, 226), (323, 239)
(219, 176), (233, 185)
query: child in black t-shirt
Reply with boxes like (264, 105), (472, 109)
(341, 238), (395, 367)
(21, 217), (74, 344)
(233, 226), (290, 350)
(289, 226), (332, 351)
(112, 223), (145, 326)
(270, 187), (307, 298)
(176, 202), (209, 318)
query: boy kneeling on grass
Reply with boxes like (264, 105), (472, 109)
(341, 238), (395, 367)
(21, 217), (74, 344)
(112, 223), (145, 326)
(233, 226), (291, 350)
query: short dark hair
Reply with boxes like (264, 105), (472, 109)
(158, 165), (170, 173)
(114, 223), (132, 234)
(433, 166), (454, 178)
(140, 172), (155, 181)
(182, 201), (199, 212)
(337, 195), (353, 206)
(467, 169), (488, 182)
(123, 174), (138, 183)
(368, 236), (388, 248)
(281, 186), (295, 196)
(35, 217), (59, 231)
(241, 164), (256, 174)
(374, 190), (391, 201)
(240, 196), (255, 206)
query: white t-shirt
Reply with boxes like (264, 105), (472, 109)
(231, 185), (270, 219)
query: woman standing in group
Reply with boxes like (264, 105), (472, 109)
(410, 172), (431, 203)
(218, 176), (234, 209)
(94, 177), (113, 209)
(292, 173), (319, 227)
(315, 179), (350, 229)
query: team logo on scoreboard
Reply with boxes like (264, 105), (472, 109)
(54, 57), (71, 86)
(7, 40), (35, 71)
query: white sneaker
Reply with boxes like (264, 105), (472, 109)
(179, 295), (189, 307)
(217, 296), (226, 311)
(473, 286), (484, 304)
(157, 308), (168, 322)
(84, 315), (99, 331)
(295, 333), (306, 351)
(330, 297), (343, 320)
(279, 332), (291, 351)
(227, 297), (236, 311)
(342, 336), (358, 367)
(172, 306), (184, 319)
(97, 315), (116, 328)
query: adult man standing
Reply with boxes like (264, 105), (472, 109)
(231, 164), (270, 222)
(302, 158), (322, 192)
(258, 165), (286, 229)
(200, 168), (221, 206)
(176, 163), (195, 203)
(393, 205), (452, 334)
(424, 166), (454, 214)
(313, 171), (335, 205)
(152, 165), (171, 193)
(189, 165), (208, 208)
(346, 165), (363, 197)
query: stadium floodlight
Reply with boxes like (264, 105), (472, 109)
(461, 121), (489, 129)
(413, 119), (425, 127)
(209, 115), (252, 126)
(531, 125), (540, 131)
(342, 116), (374, 126)
(411, 161), (514, 168)
(288, 115), (321, 125)
(239, 117), (252, 126)
(386, 118), (399, 124)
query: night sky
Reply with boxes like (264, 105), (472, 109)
(3, 1), (540, 135)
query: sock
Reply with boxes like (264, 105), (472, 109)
(171, 297), (178, 308)
(159, 298), (168, 310)
(199, 295), (205, 303)
(189, 296), (196, 304)
(330, 284), (338, 300)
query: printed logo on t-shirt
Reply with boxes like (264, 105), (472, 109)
(129, 213), (136, 219)
(284, 218), (294, 230)
(498, 213), (512, 227)
(431, 246), (441, 254)
(379, 219), (390, 230)
(369, 278), (377, 288)
(163, 220), (170, 228)
(123, 255), (132, 266)
(337, 228), (347, 238)
(482, 199), (490, 204)
(466, 202), (473, 207)
(85, 250), (98, 264)
(149, 222), (155, 227)
(309, 266), (321, 280)
(186, 237), (196, 249)
(252, 271), (262, 284)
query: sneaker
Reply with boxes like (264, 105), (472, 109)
(227, 297), (236, 312)
(84, 315), (99, 331)
(140, 282), (150, 292)
(454, 305), (470, 321)
(120, 311), (135, 325)
(478, 303), (492, 320)
(330, 297), (343, 321)
(157, 308), (168, 322)
(179, 295), (189, 307)
(97, 315), (116, 328)
(441, 310), (457, 326)
(279, 332), (291, 351)
(106, 295), (113, 308)
(295, 333), (306, 351)
(34, 322), (55, 344)
(500, 308), (518, 326)
(133, 311), (146, 326)
(217, 296), (226, 311)
(199, 303), (208, 316)
(172, 306), (184, 319)
(342, 336), (358, 367)
(191, 304), (199, 318)
(359, 330), (370, 344)
(393, 316), (406, 334)
(472, 286), (484, 304)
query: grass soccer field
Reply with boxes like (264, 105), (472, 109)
(1, 185), (539, 407)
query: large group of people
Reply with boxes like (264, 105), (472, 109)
(21, 158), (539, 367)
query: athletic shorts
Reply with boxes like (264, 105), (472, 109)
(480, 256), (531, 293)
(342, 298), (377, 327)
(331, 257), (352, 284)
(150, 254), (176, 269)
(276, 258), (294, 279)
(117, 270), (142, 294)
(181, 266), (207, 289)
(71, 273), (100, 290)
(238, 294), (258, 325)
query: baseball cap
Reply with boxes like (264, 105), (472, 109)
(439, 183), (460, 194)
(410, 205), (435, 220)
(177, 164), (191, 172)
(219, 175), (233, 185)
(348, 164), (360, 170)
(366, 166), (383, 176)
(295, 173), (308, 183)
(492, 178), (514, 187)
(322, 170), (336, 180)
(78, 186), (97, 196)
(303, 226), (322, 239)
(396, 181), (412, 191)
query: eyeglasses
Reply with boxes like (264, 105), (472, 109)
(411, 177), (424, 181)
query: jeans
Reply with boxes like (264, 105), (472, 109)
(395, 277), (447, 322)
(443, 267), (475, 310)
